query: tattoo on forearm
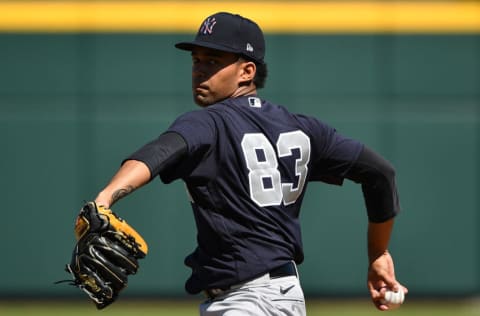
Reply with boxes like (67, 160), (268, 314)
(111, 185), (135, 205)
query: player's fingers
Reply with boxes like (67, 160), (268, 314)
(380, 273), (398, 291)
(368, 283), (388, 311)
(389, 281), (409, 296)
(377, 302), (389, 311)
(398, 283), (409, 295)
(369, 289), (388, 311)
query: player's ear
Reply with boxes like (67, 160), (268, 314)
(238, 60), (256, 85)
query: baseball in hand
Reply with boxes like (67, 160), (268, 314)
(380, 288), (405, 309)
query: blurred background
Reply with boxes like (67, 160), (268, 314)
(0, 0), (479, 309)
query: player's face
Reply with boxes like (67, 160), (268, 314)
(191, 47), (248, 107)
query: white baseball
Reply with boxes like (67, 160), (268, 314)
(380, 288), (405, 309)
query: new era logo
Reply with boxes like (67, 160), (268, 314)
(246, 43), (254, 52)
(200, 17), (217, 35)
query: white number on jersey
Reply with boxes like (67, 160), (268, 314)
(241, 131), (311, 207)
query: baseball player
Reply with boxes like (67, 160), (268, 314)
(94, 12), (408, 315)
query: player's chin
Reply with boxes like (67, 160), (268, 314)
(193, 94), (214, 107)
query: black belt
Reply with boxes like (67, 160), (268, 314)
(269, 261), (298, 279)
(204, 261), (298, 299)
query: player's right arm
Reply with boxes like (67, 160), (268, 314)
(367, 219), (408, 310)
(346, 146), (399, 223)
(345, 146), (406, 310)
(95, 132), (188, 208)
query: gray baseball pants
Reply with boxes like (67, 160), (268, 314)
(200, 272), (306, 316)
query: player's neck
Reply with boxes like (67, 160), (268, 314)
(231, 84), (257, 99)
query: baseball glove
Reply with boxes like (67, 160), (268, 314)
(59, 201), (148, 309)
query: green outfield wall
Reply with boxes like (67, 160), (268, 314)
(0, 34), (478, 298)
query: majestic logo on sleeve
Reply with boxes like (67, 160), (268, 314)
(200, 17), (217, 35)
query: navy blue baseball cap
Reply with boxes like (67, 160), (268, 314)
(175, 12), (265, 64)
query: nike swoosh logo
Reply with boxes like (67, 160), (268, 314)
(280, 284), (295, 295)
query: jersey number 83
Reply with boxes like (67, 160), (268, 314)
(241, 130), (311, 207)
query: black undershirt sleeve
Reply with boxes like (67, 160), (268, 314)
(345, 146), (400, 223)
(123, 132), (188, 182)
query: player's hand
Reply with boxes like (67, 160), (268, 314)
(367, 250), (408, 311)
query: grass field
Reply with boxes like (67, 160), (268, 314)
(1, 299), (480, 316)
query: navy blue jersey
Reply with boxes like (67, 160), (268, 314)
(159, 96), (363, 294)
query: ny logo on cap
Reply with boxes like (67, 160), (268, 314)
(200, 17), (217, 35)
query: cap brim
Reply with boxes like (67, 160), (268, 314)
(175, 40), (264, 64)
(175, 40), (240, 54)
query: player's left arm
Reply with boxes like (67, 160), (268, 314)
(95, 160), (151, 208)
(95, 132), (188, 208)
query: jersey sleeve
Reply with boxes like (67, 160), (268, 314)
(301, 116), (364, 185)
(160, 109), (217, 182)
(124, 109), (216, 183)
(123, 132), (188, 182)
(301, 115), (400, 222)
(166, 109), (217, 155)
